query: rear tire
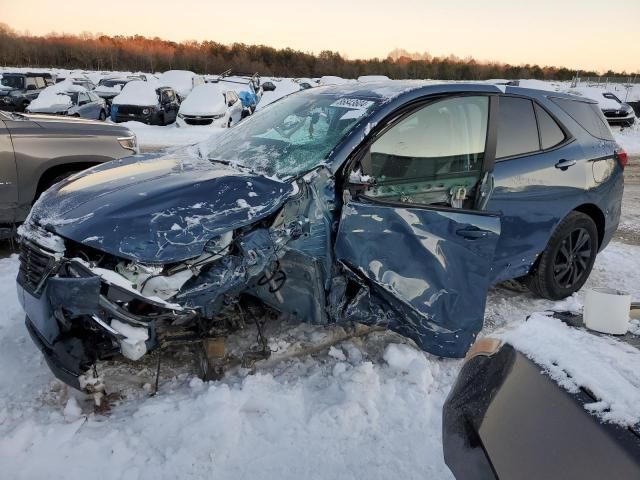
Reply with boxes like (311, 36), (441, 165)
(526, 212), (598, 300)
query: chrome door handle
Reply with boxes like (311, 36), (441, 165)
(555, 159), (577, 170)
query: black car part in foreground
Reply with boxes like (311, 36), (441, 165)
(443, 339), (640, 480)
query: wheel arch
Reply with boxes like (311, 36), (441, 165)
(573, 203), (605, 251)
(35, 161), (102, 197)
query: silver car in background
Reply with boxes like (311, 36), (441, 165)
(0, 110), (137, 237)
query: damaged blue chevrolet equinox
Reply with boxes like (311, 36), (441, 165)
(17, 82), (625, 390)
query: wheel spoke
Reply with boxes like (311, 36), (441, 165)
(556, 264), (572, 284)
(575, 229), (589, 252)
(571, 264), (580, 285)
(560, 243), (571, 261)
(576, 255), (588, 270)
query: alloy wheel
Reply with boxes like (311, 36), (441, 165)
(553, 227), (593, 289)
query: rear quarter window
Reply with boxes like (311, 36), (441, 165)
(550, 97), (614, 141)
(535, 104), (566, 149)
(496, 97), (540, 159)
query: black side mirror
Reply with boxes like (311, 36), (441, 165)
(26, 84), (37, 91)
(262, 81), (276, 92)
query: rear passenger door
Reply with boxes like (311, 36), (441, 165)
(335, 95), (501, 358)
(486, 95), (586, 282)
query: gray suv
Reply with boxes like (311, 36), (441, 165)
(0, 110), (137, 237)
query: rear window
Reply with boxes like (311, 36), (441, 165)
(496, 97), (540, 159)
(535, 104), (566, 149)
(550, 97), (613, 141)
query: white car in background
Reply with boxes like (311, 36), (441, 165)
(176, 83), (243, 127)
(158, 70), (204, 100)
(568, 86), (636, 127)
(357, 75), (390, 83)
(318, 75), (348, 86)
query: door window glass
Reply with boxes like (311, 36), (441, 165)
(78, 92), (90, 104)
(496, 97), (540, 159)
(35, 77), (46, 89)
(535, 104), (565, 149)
(360, 96), (489, 208)
(25, 77), (37, 89)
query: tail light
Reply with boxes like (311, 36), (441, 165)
(614, 148), (628, 170)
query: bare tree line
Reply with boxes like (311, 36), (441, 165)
(0, 23), (634, 80)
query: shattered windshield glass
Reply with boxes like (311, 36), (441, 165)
(203, 91), (380, 179)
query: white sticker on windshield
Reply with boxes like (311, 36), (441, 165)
(330, 98), (374, 110)
(340, 109), (368, 121)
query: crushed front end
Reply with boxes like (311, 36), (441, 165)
(16, 159), (339, 391)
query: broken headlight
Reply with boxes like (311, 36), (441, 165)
(115, 262), (163, 290)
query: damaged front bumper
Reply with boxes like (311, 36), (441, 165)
(17, 241), (198, 388)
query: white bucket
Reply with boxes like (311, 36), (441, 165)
(583, 287), (631, 335)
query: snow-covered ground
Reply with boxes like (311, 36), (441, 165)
(1, 172), (639, 479)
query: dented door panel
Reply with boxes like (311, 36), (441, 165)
(335, 200), (500, 358)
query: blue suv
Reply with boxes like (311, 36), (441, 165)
(17, 82), (625, 389)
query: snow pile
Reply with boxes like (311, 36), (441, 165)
(112, 81), (158, 106)
(179, 83), (226, 116)
(613, 122), (640, 155)
(27, 82), (86, 111)
(502, 312), (640, 426)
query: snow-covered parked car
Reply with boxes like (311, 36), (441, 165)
(94, 77), (136, 113)
(318, 75), (349, 86)
(111, 81), (180, 125)
(296, 78), (316, 90)
(157, 70), (204, 100)
(26, 82), (107, 120)
(569, 87), (636, 127)
(358, 75), (390, 83)
(207, 72), (279, 117)
(255, 79), (302, 111)
(176, 83), (243, 127)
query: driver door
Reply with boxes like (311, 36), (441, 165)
(335, 95), (501, 358)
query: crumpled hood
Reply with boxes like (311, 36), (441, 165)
(31, 152), (294, 263)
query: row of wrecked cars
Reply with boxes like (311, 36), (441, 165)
(14, 80), (638, 478)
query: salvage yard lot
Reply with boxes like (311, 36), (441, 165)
(1, 79), (640, 479)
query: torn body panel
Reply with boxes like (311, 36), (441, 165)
(334, 200), (500, 358)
